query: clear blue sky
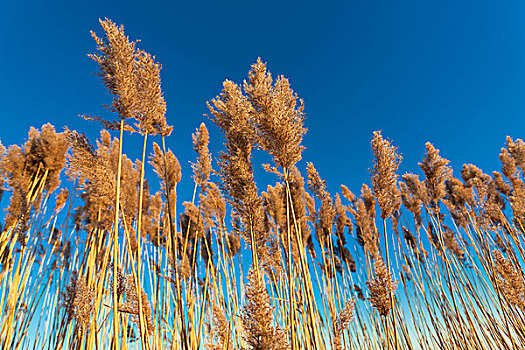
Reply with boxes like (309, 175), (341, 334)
(2, 0), (525, 200)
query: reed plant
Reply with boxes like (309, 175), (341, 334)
(2, 18), (525, 350)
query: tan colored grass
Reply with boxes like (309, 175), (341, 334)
(4, 18), (525, 350)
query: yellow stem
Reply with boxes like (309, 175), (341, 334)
(111, 118), (124, 350)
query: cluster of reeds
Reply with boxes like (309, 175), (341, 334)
(2, 19), (525, 350)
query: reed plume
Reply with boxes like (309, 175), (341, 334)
(333, 193), (354, 273)
(120, 275), (155, 336)
(242, 268), (289, 350)
(1, 124), (67, 231)
(334, 193), (351, 247)
(461, 164), (491, 204)
(331, 299), (355, 350)
(263, 182), (287, 235)
(0, 141), (5, 204)
(505, 136), (525, 170)
(262, 173), (310, 262)
(149, 142), (181, 222)
(144, 191), (165, 245)
(54, 188), (69, 213)
(419, 142), (451, 211)
(207, 79), (265, 249)
(88, 19), (172, 136)
(442, 176), (473, 229)
(485, 177), (506, 226)
(493, 171), (512, 197)
(442, 225), (465, 261)
(499, 137), (525, 228)
(367, 257), (398, 317)
(287, 166), (314, 254)
(60, 273), (94, 330)
(444, 177), (474, 208)
(67, 129), (116, 231)
(370, 131), (402, 219)
(24, 124), (68, 193)
(493, 249), (525, 311)
(346, 184), (379, 259)
(73, 276), (95, 330)
(244, 57), (307, 171)
(306, 162), (335, 246)
(133, 48), (171, 136)
(192, 123), (212, 189)
(88, 18), (138, 128)
(208, 304), (233, 350)
(200, 182), (226, 232)
(399, 174), (426, 228)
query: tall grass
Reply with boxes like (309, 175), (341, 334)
(1, 19), (525, 350)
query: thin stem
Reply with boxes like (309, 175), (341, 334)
(383, 218), (399, 350)
(112, 118), (124, 350)
(135, 132), (149, 350)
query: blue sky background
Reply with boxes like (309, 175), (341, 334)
(2, 0), (525, 201)
(1, 2), (524, 346)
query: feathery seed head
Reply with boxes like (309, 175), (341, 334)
(88, 18), (172, 135)
(493, 249), (525, 311)
(307, 162), (335, 245)
(119, 275), (155, 336)
(245, 57), (307, 170)
(367, 257), (398, 317)
(192, 123), (212, 188)
(332, 298), (355, 350)
(370, 131), (402, 219)
(419, 142), (452, 210)
(242, 268), (290, 350)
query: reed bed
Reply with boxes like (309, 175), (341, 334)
(1, 19), (525, 350)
